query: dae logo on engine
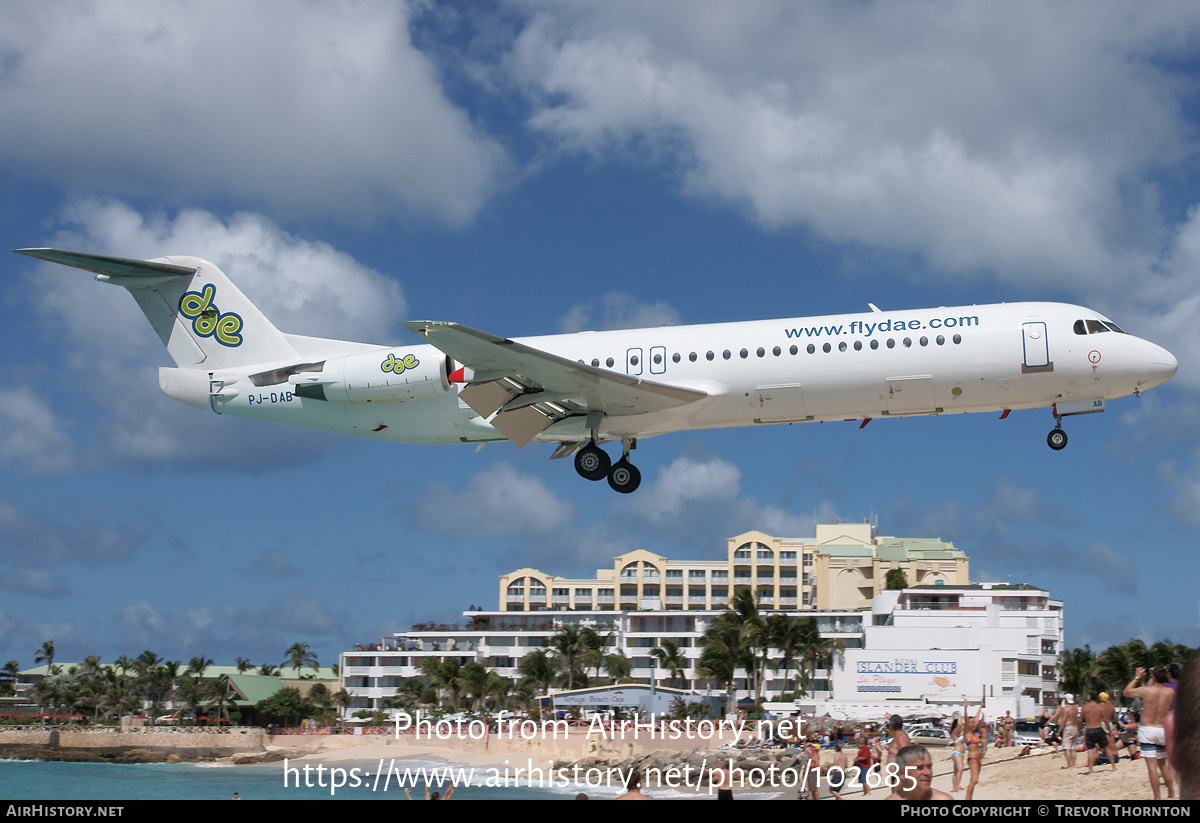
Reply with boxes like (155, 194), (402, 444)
(381, 353), (419, 374)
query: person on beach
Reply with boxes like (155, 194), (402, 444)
(1052, 694), (1080, 769)
(948, 712), (966, 792)
(405, 781), (454, 800)
(711, 765), (734, 800)
(1166, 648), (1199, 799)
(854, 735), (874, 796)
(1082, 690), (1119, 773)
(963, 696), (985, 801)
(1124, 665), (1176, 799)
(616, 768), (652, 800)
(886, 714), (911, 764)
(827, 742), (847, 800)
(885, 744), (953, 801)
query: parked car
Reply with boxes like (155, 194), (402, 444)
(909, 727), (952, 746)
(1012, 720), (1044, 747)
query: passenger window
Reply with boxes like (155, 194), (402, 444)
(806, 344), (814, 354)
(706, 351), (715, 361)
(919, 336), (928, 346)
(838, 341), (847, 352)
(739, 348), (748, 359)
(672, 353), (680, 363)
(822, 343), (831, 353)
(653, 353), (662, 365)
(630, 355), (639, 366)
(853, 340), (862, 351)
(591, 358), (600, 367)
(870, 339), (879, 350)
(936, 335), (945, 345)
(606, 357), (614, 367)
(723, 350), (731, 360)
(903, 337), (912, 348)
(790, 345), (798, 355)
(757, 347), (765, 357)
(953, 334), (961, 344)
(689, 352), (697, 362)
(887, 339), (896, 349)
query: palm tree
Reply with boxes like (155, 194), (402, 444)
(650, 638), (689, 689)
(766, 614), (809, 697)
(35, 641), (55, 670)
(283, 643), (319, 679)
(546, 625), (589, 691)
(186, 656), (213, 679)
(332, 688), (355, 726)
(258, 663), (279, 676)
(797, 617), (844, 698)
(1, 660), (19, 696)
(517, 649), (558, 696)
(603, 651), (633, 683)
(1059, 646), (1099, 697)
(697, 614), (744, 713)
(305, 682), (333, 725)
(235, 657), (253, 674)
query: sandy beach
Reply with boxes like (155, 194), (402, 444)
(281, 736), (1172, 800)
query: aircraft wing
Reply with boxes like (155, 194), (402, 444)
(403, 320), (710, 447)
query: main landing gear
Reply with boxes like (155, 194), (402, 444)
(574, 439), (641, 493)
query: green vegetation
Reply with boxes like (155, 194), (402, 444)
(1058, 639), (1192, 703)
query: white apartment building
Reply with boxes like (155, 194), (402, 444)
(340, 524), (1061, 718)
(829, 583), (1063, 718)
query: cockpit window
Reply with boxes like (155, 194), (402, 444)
(1073, 320), (1087, 335)
(1085, 319), (1109, 334)
(1075, 318), (1126, 335)
(1102, 321), (1126, 334)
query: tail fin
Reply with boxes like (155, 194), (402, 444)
(14, 248), (298, 370)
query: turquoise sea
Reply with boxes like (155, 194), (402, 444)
(0, 757), (601, 801)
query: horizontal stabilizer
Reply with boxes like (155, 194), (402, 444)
(14, 248), (198, 279)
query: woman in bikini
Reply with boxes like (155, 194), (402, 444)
(964, 695), (986, 801)
(949, 712), (967, 792)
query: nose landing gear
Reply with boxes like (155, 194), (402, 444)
(1047, 426), (1068, 450)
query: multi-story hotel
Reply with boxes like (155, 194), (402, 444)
(499, 521), (968, 613)
(340, 521), (1060, 717)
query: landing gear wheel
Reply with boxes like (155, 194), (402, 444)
(607, 459), (641, 494)
(574, 444), (611, 481)
(1047, 429), (1068, 450)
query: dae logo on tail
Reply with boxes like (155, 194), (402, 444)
(179, 284), (243, 347)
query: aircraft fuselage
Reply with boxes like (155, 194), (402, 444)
(212, 301), (1176, 445)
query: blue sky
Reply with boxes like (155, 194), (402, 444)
(2, 1), (1199, 672)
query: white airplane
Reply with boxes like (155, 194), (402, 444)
(14, 248), (1178, 493)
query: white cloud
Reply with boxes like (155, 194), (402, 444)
(0, 387), (75, 474)
(0, 2), (507, 224)
(627, 454), (816, 547)
(411, 462), (578, 538)
(500, 1), (1200, 358)
(115, 601), (168, 648)
(559, 292), (682, 332)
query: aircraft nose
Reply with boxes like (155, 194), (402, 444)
(1147, 345), (1178, 386)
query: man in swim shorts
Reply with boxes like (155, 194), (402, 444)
(1051, 694), (1080, 769)
(1081, 690), (1118, 774)
(1125, 665), (1177, 799)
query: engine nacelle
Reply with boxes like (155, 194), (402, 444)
(290, 348), (451, 403)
